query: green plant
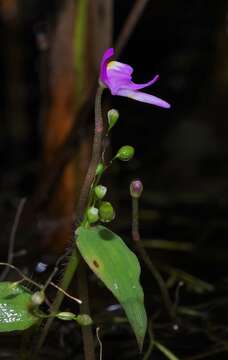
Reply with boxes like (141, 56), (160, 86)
(0, 47), (171, 359)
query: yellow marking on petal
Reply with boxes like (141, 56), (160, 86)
(107, 61), (122, 70)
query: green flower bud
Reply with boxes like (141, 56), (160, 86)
(31, 291), (45, 306)
(116, 145), (135, 161)
(99, 201), (115, 223)
(75, 314), (93, 326)
(94, 185), (107, 199)
(96, 163), (105, 176)
(87, 207), (99, 223)
(57, 311), (76, 321)
(130, 180), (143, 198)
(108, 109), (119, 130)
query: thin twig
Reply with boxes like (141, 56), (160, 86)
(115, 0), (150, 56)
(42, 265), (59, 292)
(50, 281), (82, 304)
(0, 262), (81, 307)
(0, 262), (42, 289)
(0, 198), (26, 281)
(34, 247), (80, 358)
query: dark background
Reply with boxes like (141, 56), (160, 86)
(0, 1), (228, 359)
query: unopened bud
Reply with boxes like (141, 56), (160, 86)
(99, 201), (115, 223)
(75, 314), (93, 326)
(57, 311), (76, 321)
(31, 291), (45, 306)
(116, 145), (135, 161)
(108, 109), (119, 130)
(130, 180), (143, 198)
(94, 185), (107, 199)
(87, 207), (99, 223)
(96, 163), (105, 176)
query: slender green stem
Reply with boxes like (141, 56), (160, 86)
(154, 341), (179, 360)
(34, 247), (80, 357)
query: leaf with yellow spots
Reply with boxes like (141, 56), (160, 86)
(76, 225), (147, 350)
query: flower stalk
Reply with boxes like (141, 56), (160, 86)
(130, 180), (175, 320)
(76, 85), (105, 220)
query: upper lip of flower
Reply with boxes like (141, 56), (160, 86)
(99, 48), (171, 109)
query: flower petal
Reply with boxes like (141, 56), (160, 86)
(106, 61), (134, 94)
(100, 48), (114, 85)
(117, 89), (171, 109)
(131, 75), (160, 90)
(107, 61), (133, 76)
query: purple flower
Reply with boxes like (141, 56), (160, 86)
(100, 48), (170, 109)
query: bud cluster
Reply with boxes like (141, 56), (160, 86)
(85, 108), (136, 226)
(86, 200), (115, 225)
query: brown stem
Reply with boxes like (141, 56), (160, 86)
(76, 85), (104, 219)
(75, 85), (105, 360)
(78, 262), (95, 360)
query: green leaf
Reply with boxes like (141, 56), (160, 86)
(0, 282), (39, 332)
(76, 225), (147, 350)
